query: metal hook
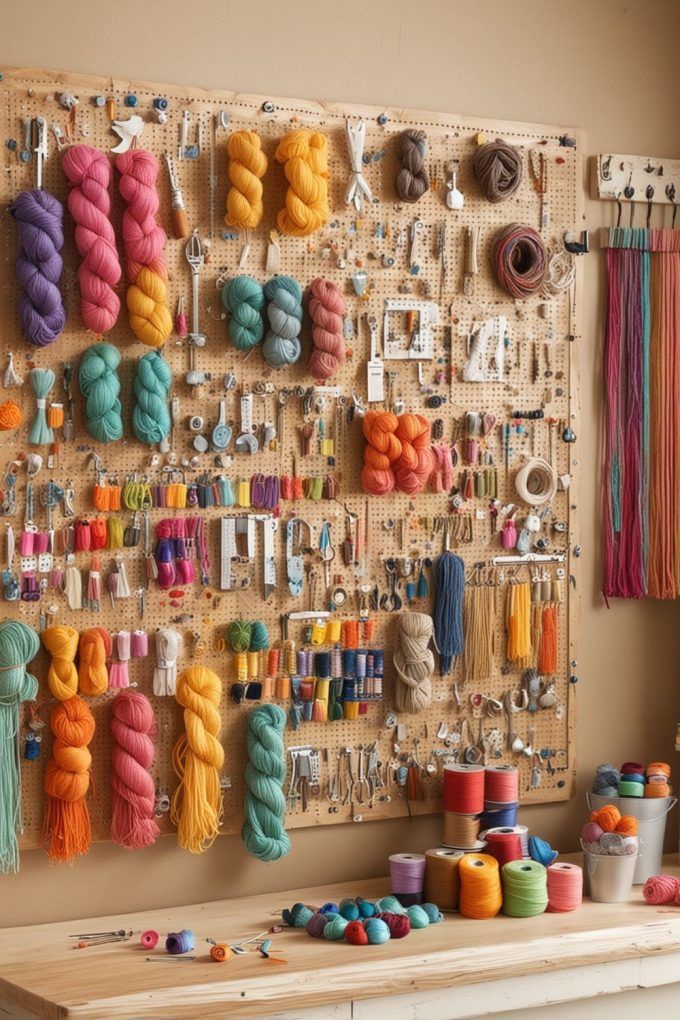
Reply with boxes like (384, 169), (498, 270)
(646, 185), (654, 230)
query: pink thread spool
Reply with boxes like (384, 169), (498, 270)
(140, 929), (159, 949)
(19, 530), (35, 556)
(547, 862), (583, 912)
(131, 630), (148, 658)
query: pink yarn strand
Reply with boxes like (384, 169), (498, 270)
(111, 691), (160, 849)
(308, 278), (346, 380)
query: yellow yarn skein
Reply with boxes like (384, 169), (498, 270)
(42, 625), (79, 701)
(226, 131), (268, 231)
(275, 129), (330, 237)
(126, 267), (173, 350)
(171, 666), (224, 853)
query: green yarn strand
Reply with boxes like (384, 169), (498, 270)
(242, 704), (291, 862)
(223, 275), (265, 351)
(132, 351), (172, 445)
(79, 341), (123, 443)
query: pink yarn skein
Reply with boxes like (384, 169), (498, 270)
(643, 874), (680, 905)
(308, 278), (346, 380)
(62, 145), (121, 334)
(111, 691), (160, 849)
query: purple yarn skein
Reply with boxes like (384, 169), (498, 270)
(10, 190), (66, 347)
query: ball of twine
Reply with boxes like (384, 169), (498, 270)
(473, 138), (523, 203)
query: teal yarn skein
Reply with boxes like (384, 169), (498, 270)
(28, 368), (56, 445)
(406, 905), (430, 929)
(339, 898), (360, 921)
(376, 895), (406, 915)
(421, 902), (444, 923)
(79, 341), (123, 443)
(364, 917), (391, 944)
(132, 351), (172, 445)
(0, 621), (39, 873)
(249, 620), (269, 652)
(263, 276), (302, 368)
(242, 704), (291, 862)
(323, 915), (349, 940)
(222, 275), (265, 351)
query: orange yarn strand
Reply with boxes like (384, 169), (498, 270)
(537, 604), (558, 675)
(43, 696), (95, 863)
(42, 625), (79, 701)
(78, 627), (112, 696)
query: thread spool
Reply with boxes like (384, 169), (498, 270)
(480, 803), (518, 830)
(502, 860), (548, 918)
(389, 852), (426, 906)
(484, 830), (523, 867)
(442, 812), (482, 849)
(165, 929), (195, 954)
(424, 848), (462, 910)
(547, 862), (583, 912)
(140, 929), (159, 948)
(443, 763), (485, 814)
(482, 824), (530, 858)
(484, 765), (519, 804)
(459, 854), (502, 919)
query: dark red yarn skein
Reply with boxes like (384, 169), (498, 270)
(376, 912), (411, 938)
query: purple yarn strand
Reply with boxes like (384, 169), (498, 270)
(10, 190), (66, 347)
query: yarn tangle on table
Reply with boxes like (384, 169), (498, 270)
(43, 695), (95, 863)
(393, 613), (435, 713)
(225, 131), (268, 231)
(263, 276), (303, 367)
(132, 351), (172, 445)
(62, 144), (121, 334)
(242, 703), (291, 861)
(0, 621), (39, 874)
(42, 625), (79, 701)
(79, 342), (123, 443)
(222, 276), (265, 351)
(433, 551), (465, 674)
(308, 278), (346, 380)
(473, 138), (523, 203)
(115, 149), (173, 348)
(171, 666), (224, 853)
(396, 130), (430, 203)
(111, 690), (160, 849)
(275, 129), (329, 236)
(9, 189), (66, 347)
(28, 368), (55, 445)
(78, 627), (112, 696)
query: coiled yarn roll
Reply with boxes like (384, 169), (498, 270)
(115, 149), (173, 348)
(171, 666), (224, 853)
(396, 130), (430, 203)
(394, 414), (434, 494)
(222, 276), (265, 351)
(361, 411), (401, 495)
(42, 625), (79, 701)
(394, 613), (435, 713)
(275, 129), (329, 236)
(263, 276), (303, 367)
(225, 131), (268, 231)
(308, 278), (346, 380)
(493, 224), (547, 300)
(473, 138), (523, 203)
(78, 627), (112, 696)
(43, 695), (95, 863)
(111, 690), (160, 850)
(79, 341), (123, 443)
(242, 704), (291, 861)
(132, 351), (172, 445)
(9, 189), (66, 347)
(62, 144), (121, 334)
(0, 621), (39, 873)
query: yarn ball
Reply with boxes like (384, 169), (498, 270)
(222, 275), (265, 351)
(356, 897), (377, 919)
(286, 902), (314, 927)
(307, 278), (346, 380)
(375, 895), (407, 915)
(306, 912), (329, 938)
(227, 620), (252, 653)
(320, 902), (339, 914)
(621, 761), (644, 775)
(79, 341), (123, 443)
(376, 912), (411, 938)
(0, 401), (22, 431)
(581, 821), (603, 844)
(529, 836), (558, 867)
(643, 874), (679, 905)
(248, 620), (269, 652)
(323, 914), (349, 940)
(593, 763), (621, 794)
(406, 904), (430, 929)
(344, 920), (369, 946)
(590, 805), (621, 832)
(210, 943), (231, 962)
(363, 917), (391, 944)
(132, 351), (172, 445)
(339, 897), (360, 921)
(263, 276), (303, 367)
(421, 902), (444, 924)
(615, 815), (638, 837)
(473, 138), (523, 203)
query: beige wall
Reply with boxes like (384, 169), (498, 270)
(2, 0), (679, 927)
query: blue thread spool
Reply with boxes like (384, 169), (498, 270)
(481, 802), (518, 830)
(24, 732), (40, 759)
(343, 649), (357, 675)
(356, 651), (367, 678)
(165, 929), (194, 954)
(315, 651), (331, 679)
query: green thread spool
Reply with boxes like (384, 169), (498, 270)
(502, 859), (548, 917)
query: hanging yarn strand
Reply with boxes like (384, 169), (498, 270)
(275, 129), (330, 237)
(132, 351), (172, 445)
(111, 690), (160, 850)
(62, 144), (121, 335)
(308, 278), (346, 380)
(396, 130), (430, 203)
(263, 276), (303, 368)
(225, 131), (268, 232)
(28, 368), (56, 445)
(9, 189), (66, 347)
(463, 584), (496, 682)
(79, 342), (123, 443)
(43, 695), (95, 863)
(394, 613), (435, 713)
(222, 276), (265, 352)
(242, 704), (291, 861)
(433, 552), (465, 674)
(473, 138), (523, 203)
(42, 625), (79, 701)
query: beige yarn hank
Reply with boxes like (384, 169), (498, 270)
(394, 612), (435, 713)
(463, 585), (496, 682)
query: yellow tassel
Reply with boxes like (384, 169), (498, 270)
(225, 131), (268, 231)
(275, 129), (329, 237)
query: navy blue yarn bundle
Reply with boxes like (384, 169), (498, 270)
(433, 551), (465, 674)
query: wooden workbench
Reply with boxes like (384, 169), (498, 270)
(2, 856), (680, 1020)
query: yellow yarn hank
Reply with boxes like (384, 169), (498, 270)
(127, 267), (173, 349)
(506, 581), (532, 661)
(42, 625), (79, 701)
(226, 131), (268, 231)
(171, 666), (225, 854)
(275, 129), (329, 237)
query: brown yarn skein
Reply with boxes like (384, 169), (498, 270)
(473, 138), (523, 203)
(396, 130), (430, 203)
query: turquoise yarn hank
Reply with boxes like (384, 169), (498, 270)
(241, 704), (291, 862)
(222, 275), (265, 351)
(323, 914), (349, 940)
(263, 276), (302, 367)
(406, 904), (430, 929)
(0, 621), (39, 873)
(79, 341), (123, 443)
(282, 902), (315, 927)
(364, 917), (391, 944)
(421, 902), (444, 924)
(28, 368), (55, 445)
(339, 898), (360, 921)
(376, 895), (407, 915)
(249, 620), (269, 652)
(132, 351), (171, 445)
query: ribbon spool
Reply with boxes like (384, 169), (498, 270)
(484, 765), (519, 804)
(443, 763), (485, 814)
(484, 830), (523, 867)
(424, 848), (463, 910)
(389, 852), (426, 906)
(482, 824), (529, 858)
(442, 812), (482, 849)
(480, 802), (518, 831)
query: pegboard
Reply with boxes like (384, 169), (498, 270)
(0, 68), (583, 853)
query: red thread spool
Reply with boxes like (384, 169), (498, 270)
(484, 831), (523, 867)
(620, 761), (644, 775)
(443, 764), (485, 814)
(484, 765), (519, 804)
(344, 920), (368, 945)
(140, 929), (160, 949)
(546, 863), (583, 912)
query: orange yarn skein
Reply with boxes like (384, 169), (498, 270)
(78, 627), (112, 696)
(361, 411), (401, 495)
(43, 696), (95, 863)
(0, 401), (22, 430)
(394, 413), (434, 495)
(42, 625), (79, 701)
(589, 804), (621, 832)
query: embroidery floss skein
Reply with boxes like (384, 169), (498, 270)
(307, 278), (346, 380)
(393, 613), (434, 713)
(79, 342), (123, 443)
(111, 690), (160, 850)
(222, 276), (265, 351)
(242, 704), (291, 861)
(263, 276), (303, 367)
(9, 189), (66, 347)
(433, 551), (465, 674)
(395, 130), (430, 203)
(225, 131), (268, 231)
(43, 695), (95, 863)
(473, 138), (523, 203)
(132, 351), (172, 445)
(275, 129), (330, 236)
(0, 620), (39, 873)
(171, 666), (224, 853)
(62, 144), (121, 334)
(116, 149), (173, 348)
(42, 625), (79, 701)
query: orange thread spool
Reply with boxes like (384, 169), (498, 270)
(267, 647), (280, 677)
(459, 853), (503, 919)
(276, 676), (291, 699)
(342, 620), (359, 649)
(47, 403), (65, 428)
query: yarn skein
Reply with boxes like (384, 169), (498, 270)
(433, 551), (466, 674)
(242, 704), (291, 861)
(171, 666), (224, 853)
(473, 139), (523, 203)
(308, 278), (346, 380)
(0, 621), (39, 874)
(9, 189), (66, 347)
(396, 130), (430, 203)
(79, 342), (123, 443)
(222, 276), (265, 351)
(62, 144), (121, 334)
(28, 368), (56, 445)
(361, 411), (402, 495)
(115, 149), (173, 348)
(111, 690), (160, 850)
(132, 351), (172, 445)
(394, 414), (434, 494)
(263, 276), (303, 367)
(43, 695), (95, 863)
(0, 401), (22, 431)
(225, 131), (268, 231)
(78, 627), (112, 696)
(275, 129), (330, 236)
(394, 613), (435, 713)
(42, 625), (79, 701)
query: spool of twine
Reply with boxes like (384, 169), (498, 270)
(424, 848), (463, 910)
(443, 812), (481, 849)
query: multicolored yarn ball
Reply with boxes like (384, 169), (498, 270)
(643, 874), (680, 905)
(306, 912), (329, 938)
(363, 917), (391, 944)
(376, 912), (411, 938)
(406, 904), (430, 929)
(344, 920), (369, 945)
(323, 914), (349, 940)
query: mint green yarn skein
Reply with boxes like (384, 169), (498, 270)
(222, 275), (265, 351)
(132, 351), (172, 445)
(79, 341), (123, 443)
(407, 904), (430, 929)
(323, 914), (349, 940)
(242, 704), (291, 862)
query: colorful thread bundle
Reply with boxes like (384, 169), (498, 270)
(493, 224), (547, 300)
(393, 612), (435, 713)
(275, 129), (330, 236)
(111, 691), (160, 850)
(424, 848), (462, 910)
(132, 351), (172, 445)
(79, 342), (123, 444)
(263, 276), (303, 367)
(459, 853), (503, 919)
(395, 130), (430, 203)
(62, 144), (121, 334)
(43, 695), (95, 863)
(225, 131), (268, 232)
(9, 189), (66, 347)
(307, 278), (346, 380)
(116, 149), (173, 348)
(242, 704), (291, 861)
(547, 862), (583, 912)
(222, 275), (265, 351)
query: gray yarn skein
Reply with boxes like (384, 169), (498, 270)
(263, 276), (303, 368)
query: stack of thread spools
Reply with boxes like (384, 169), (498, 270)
(481, 764), (520, 830)
(455, 854), (582, 919)
(592, 760), (672, 799)
(443, 764), (519, 850)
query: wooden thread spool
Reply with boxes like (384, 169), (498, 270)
(424, 848), (463, 910)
